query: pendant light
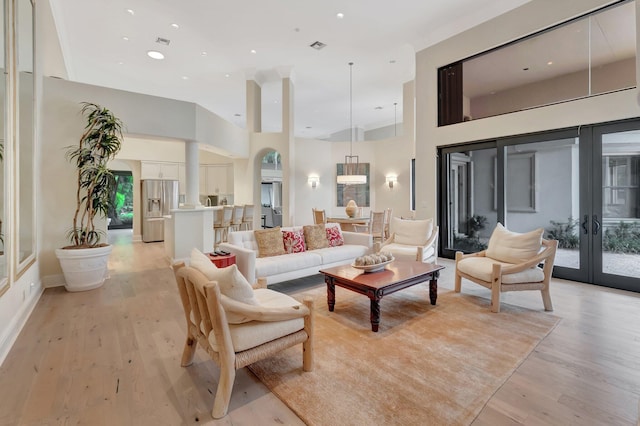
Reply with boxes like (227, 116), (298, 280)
(337, 62), (367, 185)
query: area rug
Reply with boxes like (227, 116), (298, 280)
(249, 285), (560, 426)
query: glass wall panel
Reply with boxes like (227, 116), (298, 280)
(17, 0), (33, 267)
(0, 0), (6, 289)
(440, 0), (637, 125)
(504, 138), (581, 270)
(445, 147), (498, 253)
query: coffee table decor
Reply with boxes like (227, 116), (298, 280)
(352, 252), (394, 273)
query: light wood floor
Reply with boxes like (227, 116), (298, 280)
(0, 230), (639, 425)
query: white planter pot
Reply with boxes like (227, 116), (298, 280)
(55, 245), (112, 292)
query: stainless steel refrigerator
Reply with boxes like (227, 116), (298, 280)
(141, 179), (179, 242)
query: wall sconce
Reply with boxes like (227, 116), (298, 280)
(386, 175), (398, 189)
(308, 176), (320, 189)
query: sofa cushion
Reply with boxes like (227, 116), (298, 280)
(312, 245), (369, 264)
(392, 217), (432, 246)
(486, 223), (543, 264)
(457, 256), (545, 284)
(228, 230), (259, 251)
(254, 227), (286, 258)
(190, 247), (217, 278)
(282, 229), (306, 253)
(304, 224), (330, 250)
(209, 289), (304, 352)
(255, 252), (322, 278)
(326, 224), (344, 247)
(382, 243), (435, 261)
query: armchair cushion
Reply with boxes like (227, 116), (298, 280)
(383, 242), (435, 261)
(255, 227), (286, 258)
(486, 223), (544, 264)
(208, 289), (305, 352)
(197, 262), (260, 324)
(190, 247), (218, 278)
(456, 256), (545, 283)
(392, 217), (432, 246)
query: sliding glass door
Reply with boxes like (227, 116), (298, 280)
(439, 119), (640, 292)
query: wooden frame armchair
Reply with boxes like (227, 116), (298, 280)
(173, 263), (314, 418)
(455, 237), (558, 313)
(379, 217), (438, 262)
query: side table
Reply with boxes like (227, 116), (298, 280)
(208, 253), (236, 268)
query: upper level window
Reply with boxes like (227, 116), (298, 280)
(438, 0), (636, 126)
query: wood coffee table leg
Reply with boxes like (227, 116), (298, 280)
(326, 277), (336, 312)
(429, 271), (440, 305)
(370, 298), (381, 332)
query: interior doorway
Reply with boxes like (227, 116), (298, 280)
(108, 170), (134, 230)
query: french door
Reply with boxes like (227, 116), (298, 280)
(439, 119), (640, 292)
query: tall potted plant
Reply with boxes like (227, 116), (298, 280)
(55, 102), (124, 291)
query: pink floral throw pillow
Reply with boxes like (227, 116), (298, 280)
(282, 229), (306, 253)
(326, 225), (344, 247)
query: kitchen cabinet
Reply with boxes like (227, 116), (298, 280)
(141, 161), (180, 180)
(199, 164), (231, 195)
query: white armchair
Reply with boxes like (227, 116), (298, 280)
(173, 249), (314, 418)
(454, 223), (558, 313)
(379, 217), (438, 263)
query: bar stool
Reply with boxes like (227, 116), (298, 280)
(213, 206), (233, 248)
(241, 204), (255, 230)
(230, 205), (244, 232)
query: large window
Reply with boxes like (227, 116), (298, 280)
(439, 0), (636, 125)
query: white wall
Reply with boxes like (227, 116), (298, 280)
(415, 0), (640, 223)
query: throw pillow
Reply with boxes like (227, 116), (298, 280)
(210, 264), (261, 324)
(392, 217), (432, 246)
(326, 224), (344, 247)
(254, 227), (286, 258)
(486, 223), (544, 264)
(282, 229), (306, 253)
(190, 247), (218, 280)
(303, 224), (330, 250)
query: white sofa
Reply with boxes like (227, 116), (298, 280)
(219, 224), (373, 285)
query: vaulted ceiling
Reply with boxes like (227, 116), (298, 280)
(49, 0), (531, 139)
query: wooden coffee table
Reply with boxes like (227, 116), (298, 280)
(320, 260), (445, 332)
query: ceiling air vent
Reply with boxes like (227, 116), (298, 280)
(310, 41), (326, 50)
(156, 37), (171, 45)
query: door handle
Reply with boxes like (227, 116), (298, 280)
(581, 215), (589, 235)
(592, 215), (601, 235)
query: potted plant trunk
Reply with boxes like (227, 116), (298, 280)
(55, 102), (124, 292)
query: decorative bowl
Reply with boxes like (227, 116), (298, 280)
(351, 258), (394, 273)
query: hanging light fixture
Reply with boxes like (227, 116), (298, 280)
(337, 62), (367, 185)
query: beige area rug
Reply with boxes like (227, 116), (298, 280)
(249, 284), (560, 426)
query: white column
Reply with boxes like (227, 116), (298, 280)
(185, 140), (201, 208)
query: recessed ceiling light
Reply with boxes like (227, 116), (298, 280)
(181, 76), (189, 80)
(171, 23), (179, 29)
(234, 113), (242, 117)
(389, 59), (396, 64)
(118, 61), (124, 65)
(147, 50), (165, 60)
(250, 49), (257, 54)
(122, 36), (129, 41)
(225, 73), (230, 78)
(126, 9), (134, 15)
(336, 12), (344, 19)
(306, 126), (312, 129)
(547, 61), (553, 65)
(274, 100), (279, 104)
(374, 106), (383, 110)
(201, 51), (208, 56)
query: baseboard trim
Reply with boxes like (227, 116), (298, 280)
(0, 284), (43, 366)
(42, 274), (65, 288)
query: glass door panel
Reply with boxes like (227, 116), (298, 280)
(504, 138), (581, 272)
(443, 147), (498, 255)
(597, 129), (640, 286)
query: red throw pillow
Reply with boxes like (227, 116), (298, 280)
(326, 225), (344, 247)
(282, 229), (306, 253)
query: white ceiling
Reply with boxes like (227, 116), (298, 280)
(49, 0), (531, 140)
